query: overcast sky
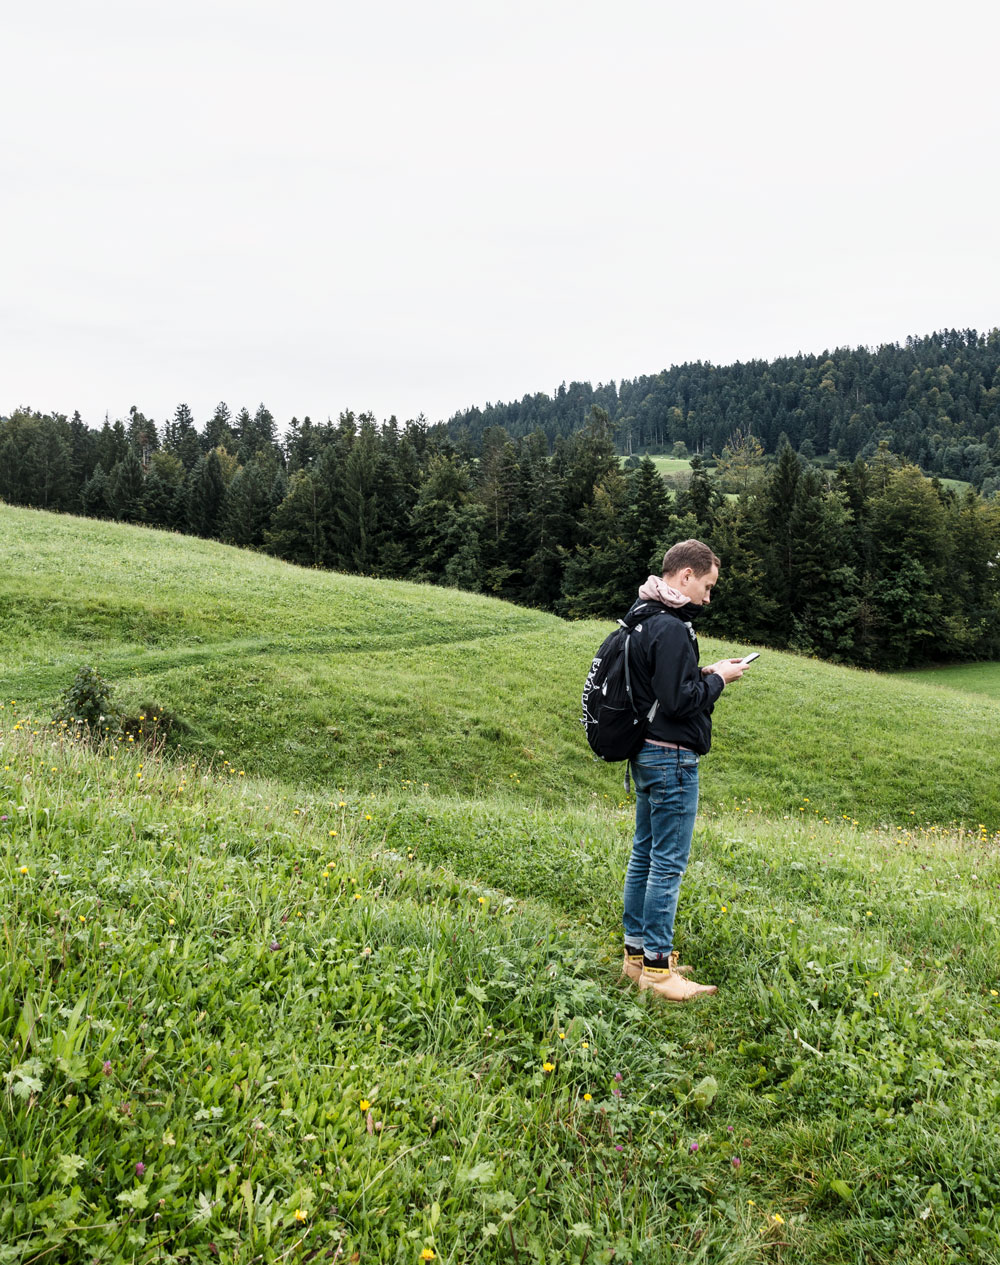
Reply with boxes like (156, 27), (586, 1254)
(4, 0), (999, 431)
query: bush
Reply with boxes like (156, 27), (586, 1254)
(54, 664), (117, 731)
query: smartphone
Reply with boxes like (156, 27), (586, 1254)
(740, 652), (760, 664)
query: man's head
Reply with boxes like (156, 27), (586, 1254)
(661, 538), (720, 606)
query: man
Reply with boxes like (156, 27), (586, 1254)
(620, 539), (749, 1002)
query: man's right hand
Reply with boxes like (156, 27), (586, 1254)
(703, 658), (748, 684)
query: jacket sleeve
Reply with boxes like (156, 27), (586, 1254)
(648, 620), (724, 719)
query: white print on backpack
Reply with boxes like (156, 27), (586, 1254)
(581, 655), (602, 730)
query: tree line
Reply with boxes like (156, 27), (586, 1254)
(2, 399), (999, 670)
(445, 328), (1000, 493)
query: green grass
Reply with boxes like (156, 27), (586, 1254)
(3, 504), (1000, 1262)
(4, 506), (1000, 828)
(897, 660), (1000, 701)
(3, 727), (999, 1263)
(625, 455), (694, 477)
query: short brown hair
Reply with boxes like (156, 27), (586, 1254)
(661, 538), (720, 577)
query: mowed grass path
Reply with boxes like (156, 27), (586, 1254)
(3, 505), (1000, 827)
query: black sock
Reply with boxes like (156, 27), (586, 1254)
(625, 943), (643, 958)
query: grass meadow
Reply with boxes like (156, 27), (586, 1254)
(897, 661), (1000, 702)
(3, 504), (1000, 1264)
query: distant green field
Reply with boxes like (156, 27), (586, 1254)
(621, 454), (692, 476)
(897, 660), (1000, 700)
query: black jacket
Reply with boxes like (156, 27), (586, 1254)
(625, 600), (724, 755)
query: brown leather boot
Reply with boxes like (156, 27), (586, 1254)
(638, 965), (717, 1002)
(621, 953), (644, 984)
(668, 950), (694, 977)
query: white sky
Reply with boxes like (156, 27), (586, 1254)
(3, 0), (999, 431)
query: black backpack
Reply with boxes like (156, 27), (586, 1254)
(581, 603), (665, 765)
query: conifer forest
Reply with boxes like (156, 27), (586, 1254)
(4, 328), (1000, 671)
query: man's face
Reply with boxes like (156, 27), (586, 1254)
(675, 564), (718, 606)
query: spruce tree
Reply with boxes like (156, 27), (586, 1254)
(265, 470), (327, 567)
(186, 450), (226, 537)
(107, 445), (146, 521)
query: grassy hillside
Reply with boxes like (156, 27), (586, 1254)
(3, 505), (1000, 829)
(3, 506), (1000, 1262)
(3, 714), (999, 1263)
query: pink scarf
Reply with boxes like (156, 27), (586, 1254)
(637, 575), (690, 608)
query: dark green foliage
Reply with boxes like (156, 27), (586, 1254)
(80, 462), (111, 517)
(444, 327), (1000, 490)
(0, 410), (75, 511)
(107, 445), (145, 521)
(54, 664), (117, 730)
(185, 449), (226, 537)
(224, 458), (272, 547)
(265, 469), (327, 566)
(5, 330), (1000, 673)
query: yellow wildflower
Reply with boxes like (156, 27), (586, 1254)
(360, 1099), (371, 1111)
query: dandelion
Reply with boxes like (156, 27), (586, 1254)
(353, 893), (362, 901)
(329, 829), (337, 837)
(294, 1209), (307, 1222)
(360, 1099), (371, 1111)
(991, 989), (998, 997)
(477, 897), (486, 905)
(19, 865), (28, 874)
(721, 904), (728, 913)
(581, 1042), (589, 1050)
(420, 1251), (436, 1262)
(168, 917), (175, 926)
(771, 1213), (785, 1225)
(583, 1093), (592, 1102)
(79, 915), (86, 924)
(558, 1031), (566, 1040)
(542, 1061), (555, 1073)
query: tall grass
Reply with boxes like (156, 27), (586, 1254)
(3, 721), (999, 1263)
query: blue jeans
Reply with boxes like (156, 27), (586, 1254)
(623, 743), (700, 961)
